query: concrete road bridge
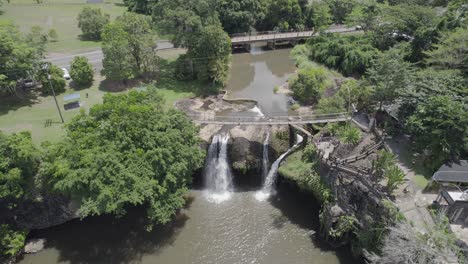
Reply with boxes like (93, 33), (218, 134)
(188, 112), (351, 125)
(231, 26), (359, 50)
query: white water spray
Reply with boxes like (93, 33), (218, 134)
(262, 132), (270, 179)
(250, 105), (265, 117)
(204, 134), (233, 203)
(255, 134), (304, 201)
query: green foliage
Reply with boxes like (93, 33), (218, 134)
(372, 150), (397, 179)
(290, 103), (300, 111)
(290, 66), (327, 104)
(37, 63), (66, 95)
(337, 125), (361, 145)
(326, 0), (357, 24)
(316, 95), (346, 114)
(0, 22), (42, 95)
(258, 0), (304, 30)
(329, 215), (357, 239)
(101, 23), (134, 82)
(101, 12), (159, 82)
(26, 26), (48, 56)
(304, 1), (332, 29)
(425, 27), (468, 75)
(302, 143), (318, 163)
(273, 86), (279, 94)
(278, 150), (331, 203)
(216, 0), (266, 34)
(77, 6), (110, 41)
(187, 23), (232, 88)
(405, 96), (468, 170)
(385, 165), (405, 193)
(0, 224), (26, 256)
(366, 48), (414, 108)
(48, 29), (58, 42)
(346, 0), (381, 31)
(337, 79), (373, 111)
(0, 131), (38, 208)
(307, 34), (380, 76)
(40, 90), (204, 227)
(70, 56), (94, 87)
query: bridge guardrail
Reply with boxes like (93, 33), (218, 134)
(187, 112), (350, 124)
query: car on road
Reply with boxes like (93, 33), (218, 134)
(61, 68), (71, 80)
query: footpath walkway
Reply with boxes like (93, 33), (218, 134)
(385, 137), (436, 234)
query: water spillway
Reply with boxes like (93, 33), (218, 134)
(204, 133), (233, 203)
(262, 132), (270, 180)
(255, 134), (304, 201)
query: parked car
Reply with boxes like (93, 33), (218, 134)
(61, 68), (71, 80)
(23, 79), (36, 88)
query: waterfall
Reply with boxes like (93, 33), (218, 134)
(250, 105), (265, 117)
(262, 132), (270, 179)
(204, 134), (233, 203)
(255, 134), (304, 201)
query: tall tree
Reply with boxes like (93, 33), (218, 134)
(290, 66), (327, 104)
(258, 0), (303, 30)
(0, 22), (42, 95)
(304, 1), (332, 29)
(36, 63), (66, 95)
(366, 49), (414, 108)
(425, 27), (468, 75)
(77, 7), (110, 41)
(216, 0), (267, 34)
(325, 0), (356, 24)
(40, 90), (204, 228)
(101, 23), (134, 82)
(70, 56), (94, 87)
(405, 96), (468, 169)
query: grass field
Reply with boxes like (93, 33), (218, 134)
(0, 48), (196, 144)
(0, 0), (126, 54)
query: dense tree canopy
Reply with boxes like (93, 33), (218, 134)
(307, 34), (380, 76)
(40, 90), (204, 227)
(0, 131), (39, 209)
(0, 22), (43, 95)
(405, 96), (467, 169)
(77, 7), (110, 41)
(290, 66), (327, 104)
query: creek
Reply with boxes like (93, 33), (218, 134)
(17, 45), (354, 264)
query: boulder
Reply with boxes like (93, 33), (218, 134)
(24, 239), (46, 254)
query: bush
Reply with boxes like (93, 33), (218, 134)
(48, 29), (58, 42)
(289, 66), (327, 104)
(36, 63), (66, 95)
(385, 165), (405, 193)
(77, 7), (110, 40)
(316, 95), (346, 114)
(273, 86), (279, 94)
(70, 56), (94, 87)
(0, 225), (26, 257)
(290, 103), (300, 111)
(337, 125), (361, 145)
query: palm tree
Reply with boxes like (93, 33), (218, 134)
(386, 165), (405, 193)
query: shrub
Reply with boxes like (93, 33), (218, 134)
(0, 225), (26, 257)
(316, 95), (346, 114)
(290, 103), (300, 111)
(337, 125), (361, 145)
(289, 66), (327, 104)
(386, 165), (405, 193)
(372, 150), (397, 180)
(48, 29), (58, 42)
(273, 86), (279, 94)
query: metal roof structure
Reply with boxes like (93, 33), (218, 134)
(63, 93), (81, 102)
(433, 160), (468, 183)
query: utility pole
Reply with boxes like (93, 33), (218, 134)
(42, 63), (64, 123)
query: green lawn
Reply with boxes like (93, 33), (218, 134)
(0, 0), (126, 54)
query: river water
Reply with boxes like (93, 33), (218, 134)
(17, 46), (354, 264)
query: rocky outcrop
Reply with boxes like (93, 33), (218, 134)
(14, 194), (79, 230)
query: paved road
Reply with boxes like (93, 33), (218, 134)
(44, 40), (174, 70)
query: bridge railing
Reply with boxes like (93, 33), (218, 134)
(230, 28), (315, 38)
(187, 112), (350, 124)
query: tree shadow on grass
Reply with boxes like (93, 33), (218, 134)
(69, 81), (93, 91)
(0, 89), (41, 116)
(99, 78), (143, 93)
(19, 206), (189, 264)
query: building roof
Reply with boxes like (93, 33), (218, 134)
(63, 93), (80, 102)
(433, 160), (468, 183)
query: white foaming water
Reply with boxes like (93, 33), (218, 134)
(204, 134), (233, 203)
(249, 105), (265, 117)
(262, 132), (270, 179)
(255, 134), (304, 201)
